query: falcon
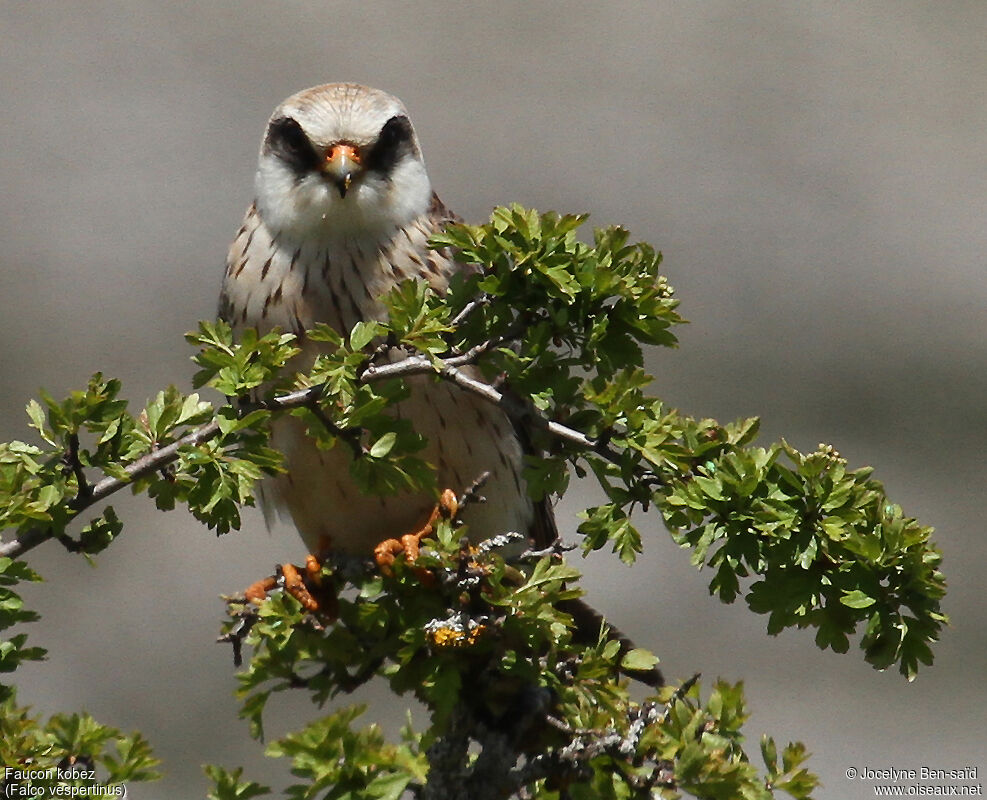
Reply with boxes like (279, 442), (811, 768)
(219, 83), (660, 684)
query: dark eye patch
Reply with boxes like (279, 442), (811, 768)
(364, 115), (415, 176)
(265, 116), (320, 176)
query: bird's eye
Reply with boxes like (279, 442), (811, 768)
(364, 115), (415, 175)
(265, 116), (320, 175)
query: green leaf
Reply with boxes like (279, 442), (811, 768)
(840, 590), (877, 609)
(25, 400), (55, 445)
(350, 320), (386, 351)
(204, 765), (271, 800)
(761, 735), (778, 773)
(369, 431), (398, 459)
(76, 506), (123, 556)
(621, 648), (660, 672)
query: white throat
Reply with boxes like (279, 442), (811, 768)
(255, 153), (432, 246)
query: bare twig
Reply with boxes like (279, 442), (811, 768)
(447, 294), (491, 329)
(64, 433), (91, 500)
(455, 471), (491, 515)
(299, 401), (366, 459)
(517, 539), (578, 562)
(355, 331), (399, 379)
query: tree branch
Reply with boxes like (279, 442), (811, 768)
(0, 344), (641, 561)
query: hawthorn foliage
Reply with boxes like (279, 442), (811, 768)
(0, 206), (944, 798)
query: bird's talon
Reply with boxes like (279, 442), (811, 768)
(304, 553), (323, 587)
(373, 489), (460, 576)
(280, 562), (319, 612)
(400, 532), (422, 562)
(438, 488), (459, 519)
(244, 575), (277, 605)
(242, 554), (334, 616)
(374, 538), (403, 575)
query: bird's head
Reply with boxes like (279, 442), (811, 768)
(254, 83), (432, 241)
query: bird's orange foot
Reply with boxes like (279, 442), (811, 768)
(374, 488), (459, 575)
(244, 541), (338, 617)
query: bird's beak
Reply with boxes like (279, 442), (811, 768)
(322, 143), (362, 198)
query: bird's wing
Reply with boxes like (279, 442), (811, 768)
(427, 191), (462, 226)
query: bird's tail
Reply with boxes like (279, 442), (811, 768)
(557, 597), (664, 687)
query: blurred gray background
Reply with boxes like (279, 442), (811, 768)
(1, 3), (983, 797)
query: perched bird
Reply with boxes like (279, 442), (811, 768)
(219, 82), (536, 555)
(219, 83), (660, 683)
